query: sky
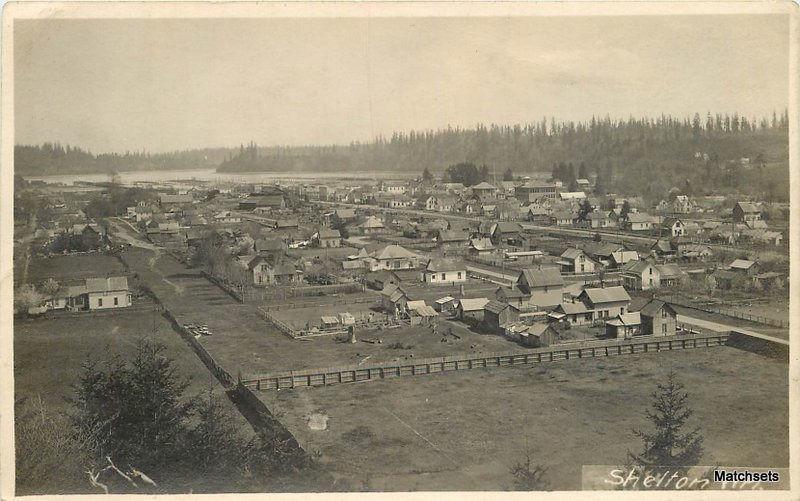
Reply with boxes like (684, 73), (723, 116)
(14, 15), (790, 153)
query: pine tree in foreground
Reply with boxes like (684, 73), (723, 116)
(628, 370), (704, 469)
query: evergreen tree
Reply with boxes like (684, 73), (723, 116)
(502, 167), (514, 181)
(628, 371), (704, 469)
(577, 199), (593, 221)
(72, 338), (194, 472)
(422, 167), (434, 184)
(578, 162), (589, 179)
(620, 200), (631, 221)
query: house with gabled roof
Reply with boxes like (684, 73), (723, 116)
(437, 229), (470, 250)
(637, 299), (679, 336)
(365, 245), (419, 271)
(558, 247), (596, 274)
(314, 228), (341, 248)
(490, 221), (523, 246)
(728, 258), (758, 276)
(422, 258), (466, 284)
(456, 297), (490, 322)
(483, 300), (521, 333)
(471, 182), (497, 200)
(548, 300), (594, 326)
(550, 210), (574, 227)
(66, 276), (132, 311)
(621, 260), (660, 290)
(577, 285), (631, 320)
(359, 215), (385, 235)
(660, 217), (685, 237)
(655, 264), (685, 287)
(254, 238), (287, 262)
(624, 212), (654, 231)
(605, 312), (642, 338)
(733, 201), (762, 225)
(516, 266), (565, 309)
(380, 283), (411, 316)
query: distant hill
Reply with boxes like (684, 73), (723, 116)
(13, 144), (229, 177)
(217, 113), (790, 201)
(15, 111), (789, 201)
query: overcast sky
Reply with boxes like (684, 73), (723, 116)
(15, 15), (790, 153)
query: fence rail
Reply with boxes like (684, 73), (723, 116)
(260, 296), (378, 312)
(258, 305), (403, 339)
(242, 331), (730, 391)
(660, 295), (788, 328)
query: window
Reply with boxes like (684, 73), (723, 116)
(98, 298), (103, 307)
(457, 272), (462, 279)
(649, 268), (653, 275)
(114, 297), (118, 306)
(662, 324), (668, 333)
(441, 273), (446, 281)
(662, 308), (668, 318)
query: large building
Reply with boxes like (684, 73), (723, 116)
(515, 181), (558, 203)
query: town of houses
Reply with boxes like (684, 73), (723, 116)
(15, 169), (789, 348)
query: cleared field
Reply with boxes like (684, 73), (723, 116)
(270, 300), (382, 330)
(14, 297), (228, 412)
(26, 253), (126, 286)
(120, 247), (528, 376)
(260, 346), (788, 491)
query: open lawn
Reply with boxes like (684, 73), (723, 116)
(26, 253), (126, 286)
(14, 297), (228, 412)
(260, 346), (788, 491)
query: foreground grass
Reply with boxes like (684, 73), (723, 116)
(261, 346), (788, 491)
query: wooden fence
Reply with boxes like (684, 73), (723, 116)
(660, 295), (788, 328)
(242, 331), (730, 391)
(258, 305), (403, 339)
(260, 295), (378, 312)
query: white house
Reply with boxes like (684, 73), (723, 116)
(422, 258), (467, 285)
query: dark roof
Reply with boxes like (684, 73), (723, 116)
(590, 242), (624, 257)
(496, 286), (527, 299)
(736, 201), (761, 213)
(621, 260), (654, 275)
(438, 230), (469, 243)
(484, 300), (510, 315)
(655, 264), (684, 279)
(638, 299), (676, 318)
(493, 222), (523, 234)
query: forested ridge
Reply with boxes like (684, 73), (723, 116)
(16, 111), (789, 200)
(13, 144), (227, 176)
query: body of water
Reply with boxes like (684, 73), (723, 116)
(25, 168), (414, 185)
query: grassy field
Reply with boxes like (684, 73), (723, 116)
(14, 297), (227, 412)
(260, 346), (788, 491)
(26, 253), (126, 286)
(120, 247), (530, 377)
